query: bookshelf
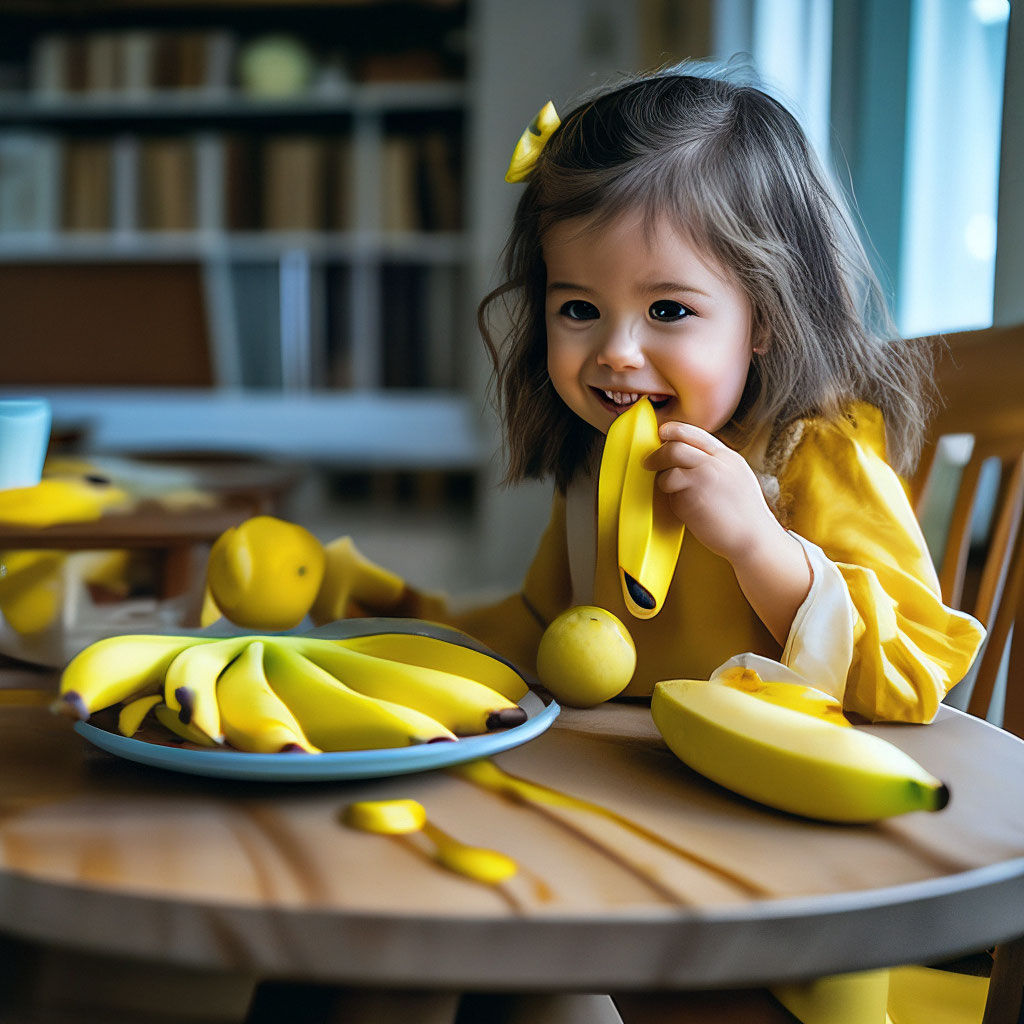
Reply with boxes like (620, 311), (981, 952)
(0, 0), (479, 468)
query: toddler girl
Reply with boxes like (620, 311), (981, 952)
(444, 65), (982, 723)
(209, 65), (984, 726)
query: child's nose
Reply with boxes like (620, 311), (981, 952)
(595, 323), (645, 370)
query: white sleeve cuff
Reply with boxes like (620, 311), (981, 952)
(779, 532), (856, 701)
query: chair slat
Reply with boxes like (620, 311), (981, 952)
(938, 452), (987, 608)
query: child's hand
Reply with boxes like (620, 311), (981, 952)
(646, 420), (812, 645)
(646, 421), (778, 561)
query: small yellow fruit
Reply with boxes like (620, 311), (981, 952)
(205, 516), (325, 630)
(536, 606), (636, 707)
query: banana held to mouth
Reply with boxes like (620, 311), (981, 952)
(598, 395), (684, 619)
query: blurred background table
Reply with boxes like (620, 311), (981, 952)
(0, 455), (304, 600)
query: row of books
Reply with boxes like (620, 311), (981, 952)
(31, 30), (235, 95)
(24, 29), (457, 96)
(0, 132), (461, 234)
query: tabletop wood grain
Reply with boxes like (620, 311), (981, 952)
(1, 665), (1023, 991)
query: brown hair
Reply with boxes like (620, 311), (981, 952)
(479, 65), (931, 489)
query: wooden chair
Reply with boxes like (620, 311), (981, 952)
(911, 322), (1024, 738)
(899, 322), (1024, 1024)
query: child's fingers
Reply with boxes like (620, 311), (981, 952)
(657, 419), (729, 453)
(644, 440), (706, 473)
(654, 464), (694, 495)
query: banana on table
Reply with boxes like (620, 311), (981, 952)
(53, 624), (531, 754)
(652, 656), (949, 823)
(0, 457), (217, 635)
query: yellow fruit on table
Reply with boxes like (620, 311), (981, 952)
(536, 606), (636, 707)
(652, 676), (950, 822)
(203, 516), (326, 630)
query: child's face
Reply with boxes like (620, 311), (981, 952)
(543, 210), (754, 437)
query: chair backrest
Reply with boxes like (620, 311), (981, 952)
(910, 324), (1024, 737)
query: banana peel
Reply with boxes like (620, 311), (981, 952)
(597, 396), (683, 619)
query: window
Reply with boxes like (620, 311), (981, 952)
(712, 0), (1010, 337)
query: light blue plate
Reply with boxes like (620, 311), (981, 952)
(73, 691), (559, 782)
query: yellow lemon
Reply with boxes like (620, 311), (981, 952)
(204, 516), (325, 630)
(536, 606), (636, 708)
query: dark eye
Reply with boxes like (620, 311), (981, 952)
(649, 300), (691, 322)
(560, 300), (599, 321)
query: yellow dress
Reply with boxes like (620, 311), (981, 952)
(404, 403), (983, 725)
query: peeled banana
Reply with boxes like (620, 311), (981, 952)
(597, 396), (683, 619)
(652, 669), (950, 823)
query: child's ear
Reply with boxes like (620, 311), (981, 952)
(749, 314), (770, 355)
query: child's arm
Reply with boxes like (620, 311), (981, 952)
(647, 408), (985, 723)
(776, 404), (984, 721)
(646, 421), (812, 645)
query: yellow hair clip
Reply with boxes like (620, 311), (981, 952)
(505, 100), (561, 183)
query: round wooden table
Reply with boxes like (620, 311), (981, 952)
(1, 663), (1022, 1017)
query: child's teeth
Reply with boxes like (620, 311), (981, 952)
(602, 389), (646, 406)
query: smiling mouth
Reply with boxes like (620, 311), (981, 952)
(593, 388), (672, 411)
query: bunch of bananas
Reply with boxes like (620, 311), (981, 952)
(53, 627), (530, 754)
(652, 661), (950, 822)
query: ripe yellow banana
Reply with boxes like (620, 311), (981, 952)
(162, 636), (251, 744)
(0, 477), (129, 528)
(118, 694), (162, 736)
(153, 703), (217, 747)
(55, 634), (209, 721)
(309, 536), (406, 623)
(262, 640), (456, 749)
(597, 396), (683, 619)
(651, 676), (949, 822)
(0, 550), (66, 634)
(338, 632), (529, 703)
(282, 636), (526, 736)
(216, 641), (320, 753)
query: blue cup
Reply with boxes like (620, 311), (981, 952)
(0, 398), (52, 490)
